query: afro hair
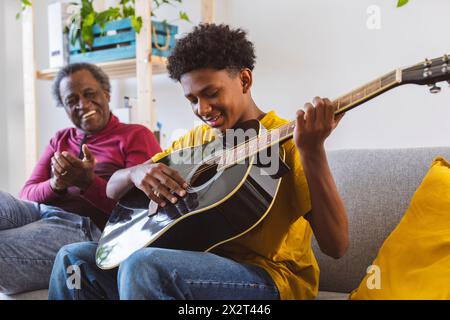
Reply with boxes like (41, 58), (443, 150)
(167, 24), (256, 81)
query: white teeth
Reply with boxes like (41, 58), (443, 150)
(207, 114), (220, 122)
(82, 110), (96, 119)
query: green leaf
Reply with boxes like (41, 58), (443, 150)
(131, 16), (142, 34)
(84, 11), (96, 26)
(397, 0), (409, 7)
(122, 5), (135, 18)
(179, 11), (190, 22)
(16, 12), (21, 20)
(81, 0), (94, 18)
(81, 11), (96, 47)
(22, 0), (32, 6)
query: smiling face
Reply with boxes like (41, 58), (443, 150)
(59, 69), (111, 134)
(180, 68), (256, 132)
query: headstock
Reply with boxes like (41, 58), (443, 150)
(401, 54), (450, 93)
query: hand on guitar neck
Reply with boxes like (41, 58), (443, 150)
(293, 96), (349, 259)
(294, 96), (345, 155)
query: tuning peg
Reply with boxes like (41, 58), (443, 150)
(442, 54), (450, 73)
(428, 83), (441, 94)
(423, 58), (433, 78)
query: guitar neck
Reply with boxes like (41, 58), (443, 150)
(217, 69), (403, 170)
(272, 68), (403, 145)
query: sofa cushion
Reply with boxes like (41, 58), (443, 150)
(315, 291), (349, 300)
(349, 156), (450, 299)
(312, 147), (450, 293)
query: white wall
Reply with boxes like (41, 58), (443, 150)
(0, 1), (8, 191)
(111, 0), (450, 150)
(3, 0), (450, 193)
(1, 0), (25, 195)
(215, 0), (450, 150)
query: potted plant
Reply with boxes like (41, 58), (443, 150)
(17, 0), (190, 63)
(65, 0), (190, 63)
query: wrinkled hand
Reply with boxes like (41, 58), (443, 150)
(50, 144), (96, 192)
(130, 162), (188, 207)
(294, 96), (345, 154)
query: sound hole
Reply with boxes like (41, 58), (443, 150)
(190, 163), (218, 188)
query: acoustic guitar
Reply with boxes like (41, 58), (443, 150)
(96, 55), (450, 269)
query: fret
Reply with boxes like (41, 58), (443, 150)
(340, 94), (352, 107)
(352, 89), (364, 101)
(248, 137), (258, 155)
(381, 71), (396, 87)
(279, 125), (287, 138)
(217, 150), (226, 166)
(244, 138), (250, 160)
(226, 149), (235, 166)
(271, 127), (281, 143)
(257, 134), (265, 150)
(365, 80), (380, 95)
(266, 131), (272, 145)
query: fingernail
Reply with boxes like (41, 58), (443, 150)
(179, 190), (186, 197)
(160, 202), (166, 207)
(183, 183), (188, 188)
(171, 197), (177, 203)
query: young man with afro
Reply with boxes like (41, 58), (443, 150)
(48, 24), (348, 300)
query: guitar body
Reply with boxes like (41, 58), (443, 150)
(96, 120), (286, 269)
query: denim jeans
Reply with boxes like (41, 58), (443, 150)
(48, 242), (280, 300)
(0, 191), (101, 294)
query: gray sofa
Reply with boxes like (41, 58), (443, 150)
(2, 147), (449, 300)
(314, 146), (450, 299)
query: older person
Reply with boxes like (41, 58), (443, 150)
(0, 63), (161, 294)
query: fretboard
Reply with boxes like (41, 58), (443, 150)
(216, 69), (402, 170)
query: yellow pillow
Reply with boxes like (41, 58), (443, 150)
(350, 156), (450, 300)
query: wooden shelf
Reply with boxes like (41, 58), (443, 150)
(36, 56), (168, 81)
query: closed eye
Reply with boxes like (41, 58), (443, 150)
(84, 90), (97, 100)
(205, 90), (218, 98)
(188, 97), (198, 106)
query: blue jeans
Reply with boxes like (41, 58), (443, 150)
(0, 191), (101, 294)
(48, 242), (280, 300)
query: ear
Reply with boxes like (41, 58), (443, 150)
(240, 68), (253, 94)
(104, 90), (111, 103)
